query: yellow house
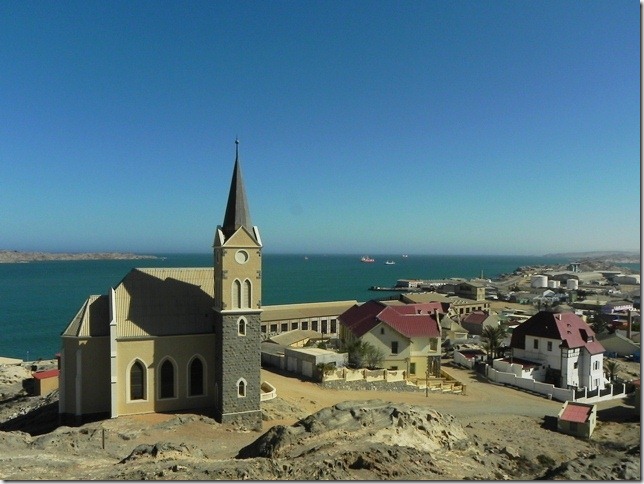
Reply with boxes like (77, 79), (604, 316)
(338, 300), (442, 378)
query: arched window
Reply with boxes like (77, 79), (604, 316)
(160, 359), (175, 399)
(189, 357), (204, 396)
(237, 378), (246, 398)
(243, 279), (252, 308)
(130, 361), (145, 400)
(238, 317), (247, 336)
(233, 279), (242, 309)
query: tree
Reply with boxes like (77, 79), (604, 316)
(588, 311), (609, 335)
(340, 337), (384, 369)
(340, 337), (368, 368)
(362, 344), (385, 370)
(316, 362), (336, 381)
(482, 325), (507, 361)
(604, 359), (620, 382)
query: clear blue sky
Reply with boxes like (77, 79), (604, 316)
(0, 1), (639, 256)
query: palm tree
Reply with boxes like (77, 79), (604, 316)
(482, 325), (507, 361)
(604, 359), (620, 382)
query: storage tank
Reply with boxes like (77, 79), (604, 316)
(531, 275), (548, 288)
(548, 280), (560, 289)
(566, 279), (579, 290)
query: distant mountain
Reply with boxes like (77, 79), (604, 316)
(541, 251), (639, 262)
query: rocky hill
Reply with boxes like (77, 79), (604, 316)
(0, 362), (639, 480)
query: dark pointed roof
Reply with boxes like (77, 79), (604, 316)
(222, 139), (253, 239)
(510, 311), (605, 355)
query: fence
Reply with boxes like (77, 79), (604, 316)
(322, 367), (405, 383)
(486, 365), (574, 402)
(486, 365), (628, 403)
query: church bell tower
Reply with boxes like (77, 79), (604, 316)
(213, 140), (263, 429)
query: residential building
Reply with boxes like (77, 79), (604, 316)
(455, 281), (486, 301)
(400, 292), (490, 316)
(437, 314), (468, 343)
(509, 311), (606, 391)
(338, 300), (442, 378)
(460, 310), (500, 336)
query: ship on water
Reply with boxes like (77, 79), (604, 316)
(361, 256), (375, 263)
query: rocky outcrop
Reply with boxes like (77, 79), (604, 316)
(238, 399), (470, 459)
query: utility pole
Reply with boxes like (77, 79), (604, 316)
(425, 355), (430, 397)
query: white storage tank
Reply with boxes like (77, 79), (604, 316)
(548, 280), (560, 289)
(531, 275), (548, 288)
(567, 279), (579, 290)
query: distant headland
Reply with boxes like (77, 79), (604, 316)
(0, 250), (160, 263)
(540, 250), (639, 264)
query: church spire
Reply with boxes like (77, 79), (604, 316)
(222, 138), (253, 239)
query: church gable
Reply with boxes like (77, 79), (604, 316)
(221, 225), (261, 248)
(62, 294), (110, 338)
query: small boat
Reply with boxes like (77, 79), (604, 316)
(385, 260), (395, 265)
(361, 256), (375, 263)
(402, 254), (408, 258)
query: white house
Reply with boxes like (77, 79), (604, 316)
(509, 311), (606, 391)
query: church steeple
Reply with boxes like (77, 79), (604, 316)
(222, 139), (253, 239)
(212, 139), (263, 430)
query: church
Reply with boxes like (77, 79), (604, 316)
(59, 141), (263, 429)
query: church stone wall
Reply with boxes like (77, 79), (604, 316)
(215, 312), (262, 429)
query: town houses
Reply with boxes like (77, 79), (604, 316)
(59, 143), (639, 425)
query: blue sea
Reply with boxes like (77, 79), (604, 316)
(0, 253), (637, 360)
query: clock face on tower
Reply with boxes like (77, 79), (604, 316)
(235, 250), (249, 264)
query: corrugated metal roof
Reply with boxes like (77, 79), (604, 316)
(114, 268), (215, 338)
(267, 329), (322, 346)
(61, 295), (110, 338)
(261, 300), (357, 322)
(340, 300), (441, 339)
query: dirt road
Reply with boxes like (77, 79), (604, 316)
(261, 364), (561, 423)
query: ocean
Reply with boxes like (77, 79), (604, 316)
(0, 253), (637, 360)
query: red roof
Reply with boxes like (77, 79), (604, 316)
(462, 311), (488, 325)
(560, 402), (593, 423)
(340, 300), (441, 339)
(32, 369), (59, 380)
(511, 312), (605, 355)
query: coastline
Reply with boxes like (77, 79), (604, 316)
(0, 250), (159, 263)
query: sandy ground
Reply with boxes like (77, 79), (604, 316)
(0, 358), (639, 480)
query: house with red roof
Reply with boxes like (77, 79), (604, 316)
(557, 401), (597, 438)
(338, 300), (442, 379)
(510, 311), (607, 391)
(460, 310), (500, 336)
(31, 369), (60, 396)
